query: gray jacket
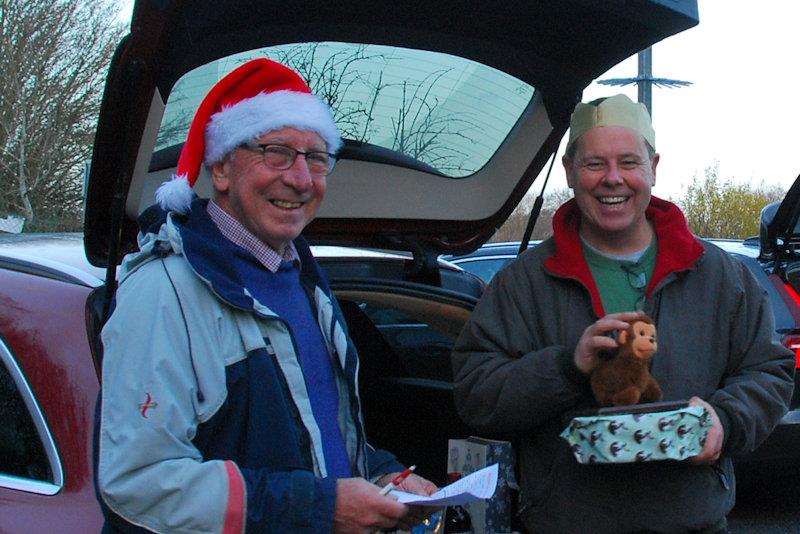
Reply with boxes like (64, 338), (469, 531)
(452, 197), (795, 533)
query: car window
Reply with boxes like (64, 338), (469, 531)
(358, 302), (454, 382)
(361, 303), (422, 327)
(0, 345), (52, 484)
(155, 42), (535, 178)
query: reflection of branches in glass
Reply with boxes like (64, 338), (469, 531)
(390, 71), (477, 175)
(273, 43), (477, 174)
(273, 44), (388, 142)
(156, 90), (192, 148)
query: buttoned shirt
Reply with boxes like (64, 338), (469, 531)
(206, 199), (298, 272)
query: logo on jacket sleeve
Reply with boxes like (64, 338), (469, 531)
(139, 392), (158, 418)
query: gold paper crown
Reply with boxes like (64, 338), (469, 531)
(566, 94), (655, 153)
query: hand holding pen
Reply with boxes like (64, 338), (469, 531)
(378, 465), (416, 496)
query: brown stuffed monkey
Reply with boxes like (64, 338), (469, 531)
(590, 313), (664, 407)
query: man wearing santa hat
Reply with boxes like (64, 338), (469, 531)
(95, 58), (436, 533)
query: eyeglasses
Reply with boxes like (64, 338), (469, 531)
(241, 143), (337, 175)
(621, 264), (647, 310)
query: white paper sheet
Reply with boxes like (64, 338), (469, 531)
(389, 463), (498, 506)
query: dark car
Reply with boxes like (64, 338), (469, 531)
(444, 241), (540, 283)
(445, 229), (800, 479)
(725, 182), (800, 479)
(2, 0), (699, 530)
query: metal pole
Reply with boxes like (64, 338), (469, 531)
(599, 47), (689, 116)
(638, 47), (653, 117)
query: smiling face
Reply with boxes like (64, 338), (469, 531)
(211, 127), (327, 254)
(563, 126), (659, 254)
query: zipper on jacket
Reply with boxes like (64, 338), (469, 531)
(711, 463), (730, 491)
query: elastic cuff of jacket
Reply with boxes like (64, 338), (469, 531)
(280, 470), (336, 529)
(558, 347), (590, 386)
(710, 403), (732, 450)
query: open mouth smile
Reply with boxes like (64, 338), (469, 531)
(597, 196), (628, 205)
(271, 199), (303, 209)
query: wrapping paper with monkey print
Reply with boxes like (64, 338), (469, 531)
(560, 406), (711, 464)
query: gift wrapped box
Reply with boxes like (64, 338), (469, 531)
(447, 436), (518, 534)
(560, 404), (711, 464)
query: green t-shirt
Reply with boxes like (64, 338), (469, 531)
(583, 240), (658, 314)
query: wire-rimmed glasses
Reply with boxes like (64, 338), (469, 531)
(241, 143), (337, 175)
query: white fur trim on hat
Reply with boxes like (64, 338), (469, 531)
(204, 90), (342, 165)
(155, 174), (193, 213)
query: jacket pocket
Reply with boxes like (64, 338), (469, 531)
(517, 442), (564, 517)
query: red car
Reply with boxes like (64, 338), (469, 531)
(0, 235), (104, 532)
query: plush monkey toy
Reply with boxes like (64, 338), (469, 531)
(590, 313), (663, 407)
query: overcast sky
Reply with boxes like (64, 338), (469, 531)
(576, 1), (800, 200)
(117, 1), (798, 200)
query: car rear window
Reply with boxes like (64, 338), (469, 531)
(155, 42), (535, 178)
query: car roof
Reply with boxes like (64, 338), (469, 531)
(0, 233), (104, 287)
(445, 241), (542, 259)
(84, 0), (698, 268)
(704, 237), (759, 258)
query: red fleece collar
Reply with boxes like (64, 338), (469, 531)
(544, 196), (704, 316)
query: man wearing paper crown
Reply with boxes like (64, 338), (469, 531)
(95, 58), (436, 533)
(452, 94), (794, 533)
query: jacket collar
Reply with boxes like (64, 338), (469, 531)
(133, 199), (330, 312)
(544, 195), (704, 316)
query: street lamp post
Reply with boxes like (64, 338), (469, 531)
(598, 47), (691, 118)
(638, 47), (653, 115)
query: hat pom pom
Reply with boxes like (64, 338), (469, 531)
(156, 174), (194, 214)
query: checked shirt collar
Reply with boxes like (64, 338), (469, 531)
(207, 199), (299, 273)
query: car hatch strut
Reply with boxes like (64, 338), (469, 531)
(519, 147), (558, 254)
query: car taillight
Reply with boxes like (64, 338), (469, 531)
(783, 335), (800, 369)
(782, 282), (800, 368)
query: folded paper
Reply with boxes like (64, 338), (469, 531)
(391, 463), (498, 506)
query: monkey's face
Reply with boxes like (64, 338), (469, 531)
(630, 320), (657, 359)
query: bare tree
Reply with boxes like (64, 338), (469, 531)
(0, 0), (124, 231)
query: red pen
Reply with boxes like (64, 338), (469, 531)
(379, 465), (416, 495)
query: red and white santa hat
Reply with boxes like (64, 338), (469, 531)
(156, 58), (342, 213)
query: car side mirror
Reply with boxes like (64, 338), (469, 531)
(759, 201), (780, 261)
